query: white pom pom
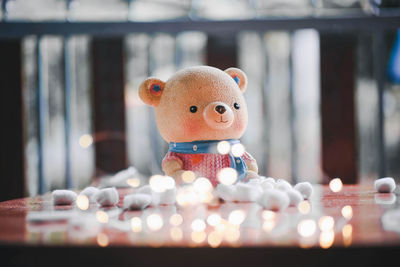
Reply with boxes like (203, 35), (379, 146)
(264, 177), (276, 184)
(52, 190), (77, 205)
(80, 187), (100, 203)
(294, 182), (313, 199)
(137, 185), (152, 195)
(216, 184), (237, 202)
(276, 179), (292, 191)
(258, 188), (290, 211)
(234, 182), (263, 202)
(152, 187), (177, 206)
(374, 177), (396, 193)
(286, 189), (304, 206)
(260, 180), (275, 191)
(123, 194), (152, 210)
(94, 187), (119, 206)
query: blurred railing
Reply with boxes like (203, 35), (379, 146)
(1, 0), (400, 200)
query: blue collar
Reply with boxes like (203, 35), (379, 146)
(168, 139), (248, 182)
(169, 139), (240, 154)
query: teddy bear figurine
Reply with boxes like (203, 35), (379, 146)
(138, 66), (259, 186)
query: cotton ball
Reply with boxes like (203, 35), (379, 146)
(123, 194), (152, 210)
(80, 187), (100, 203)
(374, 177), (396, 193)
(247, 178), (264, 186)
(137, 185), (152, 195)
(260, 180), (275, 191)
(258, 188), (290, 211)
(94, 187), (119, 207)
(264, 177), (276, 184)
(234, 182), (263, 202)
(216, 184), (237, 202)
(276, 179), (292, 191)
(52, 190), (77, 205)
(294, 182), (313, 199)
(152, 187), (177, 206)
(286, 189), (304, 207)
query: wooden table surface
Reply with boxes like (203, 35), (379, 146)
(1, 184), (400, 267)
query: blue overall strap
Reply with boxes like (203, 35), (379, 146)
(169, 139), (248, 181)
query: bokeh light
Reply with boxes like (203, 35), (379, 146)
(96, 210), (109, 224)
(191, 231), (207, 243)
(170, 227), (183, 241)
(97, 233), (109, 247)
(191, 219), (206, 232)
(329, 178), (343, 192)
(217, 168), (238, 185)
(169, 214), (183, 226)
(217, 141), (231, 155)
(181, 171), (196, 183)
(207, 213), (221, 227)
(261, 210), (276, 221)
(131, 217), (142, 233)
(231, 143), (245, 157)
(318, 216), (334, 232)
(208, 231), (223, 248)
(342, 224), (352, 246)
(297, 201), (311, 214)
(147, 214), (163, 231)
(297, 219), (316, 237)
(228, 210), (246, 225)
(341, 205), (353, 220)
(79, 134), (93, 148)
(193, 177), (213, 193)
(319, 230), (334, 249)
(76, 195), (89, 210)
(126, 178), (141, 188)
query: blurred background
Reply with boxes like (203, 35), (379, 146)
(0, 0), (400, 200)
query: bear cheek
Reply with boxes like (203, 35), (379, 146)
(183, 117), (201, 136)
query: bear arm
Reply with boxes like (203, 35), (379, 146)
(162, 154), (184, 182)
(243, 152), (258, 174)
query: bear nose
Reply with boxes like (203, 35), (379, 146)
(215, 105), (226, 114)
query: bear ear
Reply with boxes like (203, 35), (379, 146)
(224, 67), (248, 93)
(138, 78), (166, 107)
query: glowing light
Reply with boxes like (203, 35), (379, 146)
(224, 226), (240, 243)
(342, 224), (352, 247)
(76, 195), (89, 210)
(181, 171), (196, 183)
(149, 175), (175, 193)
(318, 216), (335, 232)
(261, 210), (276, 221)
(79, 134), (93, 148)
(130, 217), (142, 233)
(208, 231), (222, 248)
(217, 141), (231, 155)
(329, 178), (343, 192)
(298, 201), (311, 214)
(191, 231), (206, 243)
(97, 233), (109, 247)
(170, 227), (183, 241)
(146, 214), (163, 231)
(231, 143), (245, 157)
(191, 219), (206, 232)
(262, 220), (276, 232)
(96, 210), (109, 224)
(169, 214), (183, 226)
(126, 178), (141, 188)
(319, 230), (334, 249)
(207, 213), (221, 227)
(215, 219), (228, 233)
(176, 186), (199, 207)
(297, 219), (316, 237)
(228, 210), (246, 225)
(194, 177), (213, 193)
(341, 205), (353, 220)
(217, 168), (238, 185)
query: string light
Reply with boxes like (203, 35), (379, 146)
(341, 205), (353, 220)
(181, 171), (196, 183)
(131, 217), (142, 233)
(298, 219), (316, 237)
(329, 178), (343, 192)
(217, 141), (231, 155)
(170, 227), (183, 241)
(231, 143), (245, 157)
(147, 214), (163, 231)
(96, 211), (109, 224)
(76, 195), (89, 210)
(79, 134), (93, 148)
(126, 178), (141, 188)
(97, 233), (109, 247)
(207, 213), (221, 227)
(217, 168), (238, 185)
(228, 210), (246, 225)
(169, 214), (183, 226)
(318, 216), (335, 232)
(297, 201), (311, 214)
(191, 219), (206, 232)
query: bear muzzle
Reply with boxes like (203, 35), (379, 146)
(203, 102), (234, 129)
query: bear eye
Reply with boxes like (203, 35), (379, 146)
(190, 106), (198, 113)
(234, 103), (240, 110)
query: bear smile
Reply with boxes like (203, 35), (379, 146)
(215, 117), (229, 123)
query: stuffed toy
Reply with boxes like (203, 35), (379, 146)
(138, 66), (259, 186)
